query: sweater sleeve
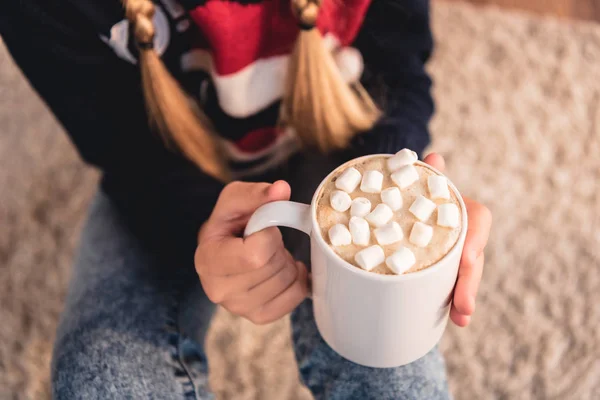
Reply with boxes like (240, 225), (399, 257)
(349, 0), (435, 158)
(1, 1), (223, 261)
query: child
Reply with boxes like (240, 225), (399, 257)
(1, 0), (491, 398)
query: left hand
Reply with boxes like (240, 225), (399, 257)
(424, 153), (492, 327)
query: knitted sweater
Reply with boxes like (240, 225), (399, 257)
(2, 0), (434, 262)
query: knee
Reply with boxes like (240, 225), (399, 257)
(51, 323), (126, 398)
(292, 302), (450, 399)
(51, 320), (179, 399)
(366, 351), (451, 400)
(299, 344), (450, 399)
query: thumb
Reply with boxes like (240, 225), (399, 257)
(209, 180), (291, 231)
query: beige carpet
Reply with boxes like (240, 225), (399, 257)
(1, 2), (599, 399)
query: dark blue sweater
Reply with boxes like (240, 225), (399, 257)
(1, 0), (434, 263)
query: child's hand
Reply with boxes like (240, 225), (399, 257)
(424, 153), (492, 327)
(195, 181), (309, 325)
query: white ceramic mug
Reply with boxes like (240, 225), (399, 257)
(244, 154), (468, 368)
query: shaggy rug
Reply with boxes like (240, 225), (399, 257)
(1, 1), (599, 399)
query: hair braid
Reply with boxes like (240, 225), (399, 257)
(122, 0), (229, 182)
(284, 0), (381, 152)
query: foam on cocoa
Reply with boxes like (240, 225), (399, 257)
(316, 155), (462, 274)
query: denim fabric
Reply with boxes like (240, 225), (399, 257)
(51, 190), (451, 399)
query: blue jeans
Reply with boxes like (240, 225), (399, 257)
(51, 191), (451, 399)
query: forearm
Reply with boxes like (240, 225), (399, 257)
(349, 0), (435, 158)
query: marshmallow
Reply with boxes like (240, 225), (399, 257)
(349, 217), (370, 246)
(391, 165), (420, 189)
(386, 247), (416, 275)
(409, 195), (437, 221)
(328, 224), (352, 247)
(380, 187), (403, 211)
(365, 204), (394, 227)
(330, 190), (352, 212)
(373, 221), (404, 246)
(354, 245), (385, 271)
(409, 222), (433, 247)
(437, 203), (460, 228)
(428, 175), (451, 200)
(387, 149), (418, 171)
(350, 197), (372, 217)
(335, 167), (362, 193)
(360, 170), (384, 193)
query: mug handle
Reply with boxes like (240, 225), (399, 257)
(244, 201), (313, 237)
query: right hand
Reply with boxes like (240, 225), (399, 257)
(195, 181), (309, 325)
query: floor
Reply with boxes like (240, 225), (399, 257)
(443, 0), (600, 22)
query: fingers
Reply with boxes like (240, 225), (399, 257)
(223, 254), (299, 314)
(196, 226), (283, 276)
(219, 260), (309, 325)
(196, 179), (305, 324)
(423, 153), (445, 172)
(199, 246), (292, 303)
(206, 180), (291, 236)
(451, 197), (492, 327)
(246, 261), (309, 325)
(450, 307), (471, 327)
(462, 197), (492, 267)
(453, 253), (485, 316)
(197, 180), (292, 276)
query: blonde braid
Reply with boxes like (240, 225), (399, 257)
(122, 0), (229, 182)
(284, 0), (381, 152)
